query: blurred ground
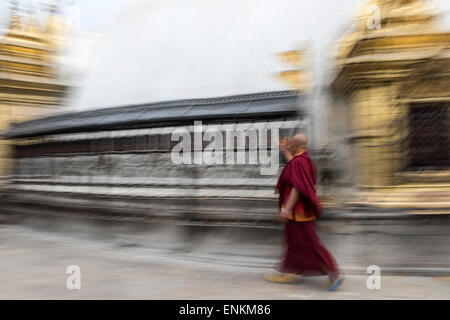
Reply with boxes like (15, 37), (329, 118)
(0, 225), (449, 300)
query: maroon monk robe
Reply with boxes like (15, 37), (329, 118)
(275, 152), (339, 277)
(276, 152), (321, 218)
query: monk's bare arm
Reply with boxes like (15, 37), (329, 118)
(279, 137), (293, 162)
(281, 149), (293, 163)
(284, 187), (300, 213)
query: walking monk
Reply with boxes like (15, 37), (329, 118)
(264, 133), (343, 291)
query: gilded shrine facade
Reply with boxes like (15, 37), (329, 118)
(332, 0), (450, 211)
(0, 2), (68, 183)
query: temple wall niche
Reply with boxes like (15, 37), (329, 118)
(347, 84), (408, 187)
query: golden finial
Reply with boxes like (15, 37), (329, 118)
(23, 5), (44, 35)
(45, 0), (65, 35)
(274, 44), (313, 92)
(44, 0), (67, 50)
(7, 0), (23, 31)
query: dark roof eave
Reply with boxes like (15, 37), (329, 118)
(5, 90), (305, 139)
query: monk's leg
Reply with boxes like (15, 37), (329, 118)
(305, 220), (340, 280)
(264, 220), (303, 283)
(279, 219), (303, 275)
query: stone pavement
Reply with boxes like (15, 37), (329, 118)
(0, 225), (449, 299)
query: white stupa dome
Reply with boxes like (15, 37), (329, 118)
(71, 0), (313, 111)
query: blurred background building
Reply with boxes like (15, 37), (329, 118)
(0, 0), (449, 225)
(0, 0), (68, 185)
(0, 0), (313, 226)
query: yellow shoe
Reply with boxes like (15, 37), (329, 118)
(263, 273), (301, 284)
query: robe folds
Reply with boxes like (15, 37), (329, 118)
(280, 219), (339, 276)
(275, 151), (339, 277)
(275, 152), (321, 219)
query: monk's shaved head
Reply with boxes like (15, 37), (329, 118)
(288, 133), (308, 153)
(291, 133), (308, 147)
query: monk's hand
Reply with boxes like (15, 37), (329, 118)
(277, 214), (289, 223)
(277, 208), (291, 223)
(279, 136), (288, 152)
